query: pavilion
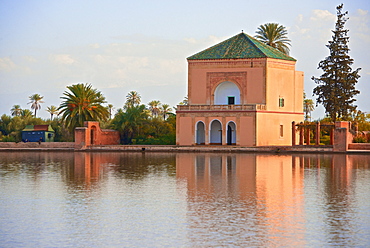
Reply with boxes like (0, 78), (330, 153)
(176, 32), (304, 146)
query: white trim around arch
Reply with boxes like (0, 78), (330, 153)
(214, 81), (241, 105)
(209, 119), (222, 145)
(226, 121), (237, 145)
(195, 121), (206, 145)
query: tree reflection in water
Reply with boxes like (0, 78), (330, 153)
(0, 152), (369, 247)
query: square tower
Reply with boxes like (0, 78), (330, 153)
(176, 32), (304, 146)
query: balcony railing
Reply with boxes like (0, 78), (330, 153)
(177, 104), (266, 111)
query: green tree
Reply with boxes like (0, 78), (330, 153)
(46, 105), (59, 120)
(58, 83), (109, 131)
(0, 114), (12, 135)
(112, 104), (149, 144)
(349, 110), (370, 131)
(107, 104), (114, 119)
(0, 113), (45, 142)
(49, 118), (74, 142)
(179, 96), (188, 105)
(148, 100), (161, 118)
(312, 4), (361, 122)
(28, 93), (44, 117)
(303, 93), (315, 122)
(303, 99), (315, 122)
(125, 91), (141, 109)
(139, 116), (176, 145)
(160, 104), (172, 120)
(10, 105), (22, 117)
(21, 109), (33, 118)
(255, 23), (291, 55)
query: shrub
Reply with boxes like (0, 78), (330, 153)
(320, 135), (331, 145)
(353, 135), (367, 143)
(353, 132), (370, 143)
(366, 133), (370, 142)
(0, 135), (16, 142)
(133, 134), (175, 145)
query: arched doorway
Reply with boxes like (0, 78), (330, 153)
(214, 81), (241, 105)
(196, 121), (205, 145)
(90, 126), (96, 145)
(227, 122), (236, 145)
(210, 120), (222, 145)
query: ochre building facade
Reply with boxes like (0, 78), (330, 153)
(176, 32), (304, 146)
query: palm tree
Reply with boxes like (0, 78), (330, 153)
(11, 105), (22, 116)
(28, 93), (44, 117)
(255, 23), (291, 55)
(179, 96), (188, 105)
(148, 100), (161, 118)
(160, 104), (172, 120)
(125, 91), (141, 109)
(107, 104), (114, 119)
(21, 109), (33, 118)
(112, 104), (149, 144)
(46, 105), (59, 120)
(58, 83), (109, 131)
(304, 99), (315, 122)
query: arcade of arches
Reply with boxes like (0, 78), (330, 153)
(196, 120), (237, 145)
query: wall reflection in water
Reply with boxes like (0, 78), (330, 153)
(176, 153), (369, 247)
(70, 152), (176, 187)
(0, 152), (369, 247)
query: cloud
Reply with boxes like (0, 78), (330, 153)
(349, 9), (370, 42)
(291, 7), (370, 46)
(296, 14), (303, 23)
(117, 56), (149, 69)
(67, 35), (234, 90)
(0, 57), (16, 71)
(357, 9), (368, 16)
(290, 9), (336, 43)
(22, 56), (37, 63)
(184, 37), (197, 44)
(159, 59), (183, 74)
(49, 54), (76, 65)
(89, 43), (100, 49)
(310, 9), (336, 22)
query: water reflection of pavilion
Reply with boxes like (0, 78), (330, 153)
(176, 153), (306, 200)
(175, 153), (369, 246)
(176, 153), (306, 246)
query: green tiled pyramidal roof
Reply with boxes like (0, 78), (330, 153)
(187, 32), (295, 61)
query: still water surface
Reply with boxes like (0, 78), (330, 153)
(0, 152), (369, 247)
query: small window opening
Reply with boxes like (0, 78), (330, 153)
(280, 125), (284, 137)
(228, 96), (235, 105)
(279, 98), (285, 107)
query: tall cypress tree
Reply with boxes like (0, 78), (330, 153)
(312, 4), (361, 122)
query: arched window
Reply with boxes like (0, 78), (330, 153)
(227, 121), (236, 145)
(214, 81), (240, 105)
(210, 120), (222, 145)
(196, 121), (205, 145)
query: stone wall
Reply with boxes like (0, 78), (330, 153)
(74, 121), (120, 149)
(333, 121), (370, 151)
(0, 142), (74, 149)
(348, 143), (370, 150)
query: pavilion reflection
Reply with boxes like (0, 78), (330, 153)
(176, 153), (306, 201)
(176, 153), (305, 246)
(176, 153), (369, 246)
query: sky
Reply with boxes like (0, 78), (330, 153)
(0, 0), (369, 120)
